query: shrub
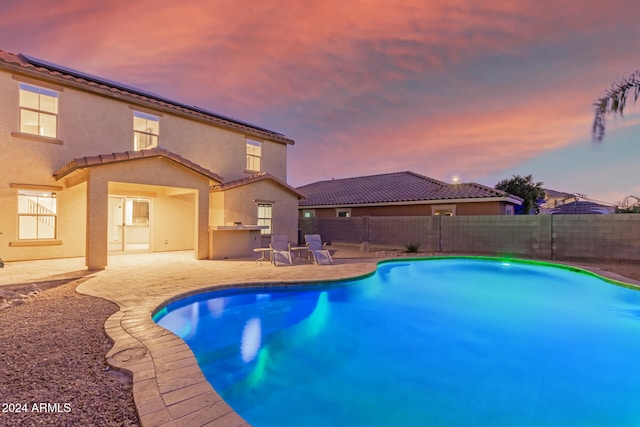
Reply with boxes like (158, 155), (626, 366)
(404, 242), (421, 253)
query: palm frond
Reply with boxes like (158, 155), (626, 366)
(592, 70), (640, 141)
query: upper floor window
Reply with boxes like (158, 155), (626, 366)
(133, 111), (159, 150)
(246, 139), (262, 171)
(17, 190), (57, 240)
(336, 209), (351, 218)
(19, 83), (58, 138)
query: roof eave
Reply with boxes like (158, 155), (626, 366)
(211, 173), (305, 199)
(299, 196), (523, 208)
(53, 149), (224, 183)
(0, 54), (294, 146)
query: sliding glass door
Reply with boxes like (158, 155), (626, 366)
(108, 196), (151, 252)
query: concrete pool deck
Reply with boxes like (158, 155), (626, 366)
(1, 250), (638, 426)
(2, 251), (381, 426)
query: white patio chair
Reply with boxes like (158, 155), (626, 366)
(304, 234), (333, 265)
(270, 234), (293, 266)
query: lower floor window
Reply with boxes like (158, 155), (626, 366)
(431, 204), (457, 216)
(257, 203), (272, 235)
(17, 190), (57, 239)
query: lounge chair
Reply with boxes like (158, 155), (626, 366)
(270, 234), (293, 266)
(304, 234), (333, 265)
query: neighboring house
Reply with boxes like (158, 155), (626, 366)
(297, 171), (522, 217)
(539, 189), (615, 214)
(539, 188), (580, 210)
(547, 200), (616, 215)
(0, 50), (303, 269)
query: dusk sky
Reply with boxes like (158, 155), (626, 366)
(2, 0), (639, 203)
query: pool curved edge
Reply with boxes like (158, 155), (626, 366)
(79, 255), (639, 427)
(154, 256), (640, 317)
(151, 271), (378, 319)
(377, 255), (640, 291)
(77, 257), (380, 427)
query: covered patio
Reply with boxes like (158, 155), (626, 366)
(54, 148), (222, 270)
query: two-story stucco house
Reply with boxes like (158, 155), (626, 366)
(0, 50), (303, 269)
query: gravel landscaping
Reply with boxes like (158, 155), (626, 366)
(0, 278), (139, 427)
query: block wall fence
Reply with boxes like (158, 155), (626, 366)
(298, 215), (640, 262)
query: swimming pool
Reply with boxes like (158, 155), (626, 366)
(153, 257), (640, 426)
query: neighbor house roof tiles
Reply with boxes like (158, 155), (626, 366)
(0, 49), (293, 145)
(297, 171), (521, 207)
(548, 200), (615, 214)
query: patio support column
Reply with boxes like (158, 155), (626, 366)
(85, 174), (109, 270)
(194, 187), (209, 260)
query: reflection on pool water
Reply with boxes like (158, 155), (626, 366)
(153, 258), (640, 426)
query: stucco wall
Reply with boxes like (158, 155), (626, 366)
(1, 182), (87, 261)
(151, 191), (196, 252)
(302, 201), (512, 217)
(211, 180), (300, 244)
(0, 70), (289, 183)
(0, 67), (294, 263)
(455, 201), (506, 215)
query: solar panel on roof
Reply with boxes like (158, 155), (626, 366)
(21, 54), (167, 97)
(20, 54), (284, 137)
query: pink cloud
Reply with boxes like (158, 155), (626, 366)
(2, 0), (639, 195)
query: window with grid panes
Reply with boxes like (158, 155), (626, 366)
(133, 111), (159, 150)
(257, 203), (272, 235)
(246, 139), (262, 171)
(17, 190), (57, 240)
(19, 83), (58, 138)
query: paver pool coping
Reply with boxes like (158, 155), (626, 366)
(76, 254), (380, 427)
(75, 254), (640, 427)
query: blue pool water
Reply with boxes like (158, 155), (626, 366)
(153, 258), (640, 426)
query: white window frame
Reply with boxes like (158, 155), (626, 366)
(431, 204), (457, 216)
(133, 111), (159, 150)
(257, 203), (272, 235)
(17, 190), (58, 240)
(19, 83), (59, 138)
(336, 208), (351, 218)
(246, 139), (262, 172)
(302, 210), (315, 218)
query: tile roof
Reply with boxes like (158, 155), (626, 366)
(548, 200), (615, 215)
(297, 171), (521, 207)
(211, 172), (305, 199)
(53, 148), (224, 182)
(0, 49), (293, 145)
